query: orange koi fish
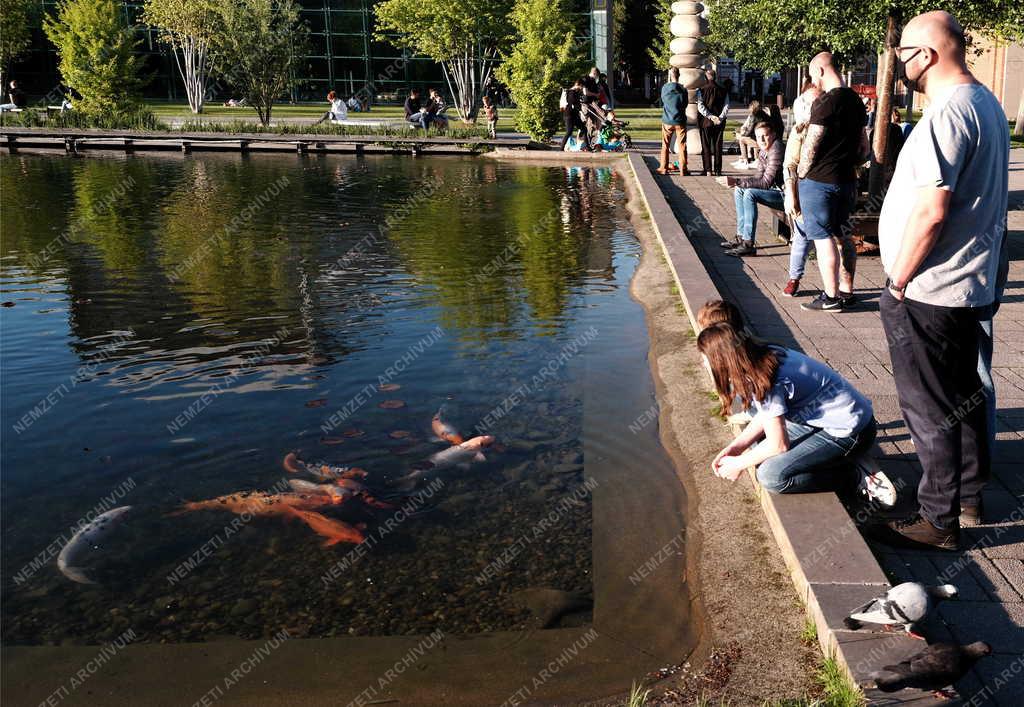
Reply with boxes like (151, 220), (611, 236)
(284, 507), (365, 547)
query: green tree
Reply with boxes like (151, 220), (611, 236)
(1, 0), (35, 89)
(705, 0), (1024, 74)
(498, 0), (587, 141)
(210, 0), (309, 126)
(43, 0), (147, 118)
(647, 0), (673, 69)
(374, 0), (513, 122)
(143, 0), (219, 114)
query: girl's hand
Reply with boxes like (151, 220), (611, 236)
(712, 443), (740, 470)
(714, 455), (747, 481)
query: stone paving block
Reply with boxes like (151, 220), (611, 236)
(971, 524), (1024, 560)
(989, 559), (1024, 600)
(811, 582), (891, 629)
(834, 629), (929, 683)
(938, 601), (1024, 655)
(963, 555), (1021, 602)
(968, 654), (1024, 707)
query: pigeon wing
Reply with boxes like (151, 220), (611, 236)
(848, 597), (899, 625)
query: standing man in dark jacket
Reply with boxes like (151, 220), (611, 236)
(697, 69), (729, 176)
(716, 121), (785, 256)
(658, 68), (689, 175)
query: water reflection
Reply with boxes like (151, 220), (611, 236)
(0, 153), (641, 645)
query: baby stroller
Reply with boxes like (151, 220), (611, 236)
(581, 102), (634, 152)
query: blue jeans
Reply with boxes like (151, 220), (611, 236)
(756, 418), (878, 494)
(788, 218), (810, 279)
(408, 113), (432, 130)
(734, 186), (784, 242)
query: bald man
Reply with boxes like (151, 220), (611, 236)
(796, 52), (869, 312)
(873, 11), (1009, 551)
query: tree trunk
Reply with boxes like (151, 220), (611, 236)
(1015, 86), (1023, 136)
(867, 13), (897, 207)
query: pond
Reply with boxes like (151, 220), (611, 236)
(0, 152), (686, 667)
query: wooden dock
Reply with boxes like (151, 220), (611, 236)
(0, 127), (536, 156)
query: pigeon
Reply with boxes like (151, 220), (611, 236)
(844, 582), (958, 638)
(871, 641), (991, 698)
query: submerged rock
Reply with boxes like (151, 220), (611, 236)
(509, 587), (592, 629)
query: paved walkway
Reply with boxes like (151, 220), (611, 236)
(645, 148), (1024, 704)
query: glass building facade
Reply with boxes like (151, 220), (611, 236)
(17, 0), (599, 104)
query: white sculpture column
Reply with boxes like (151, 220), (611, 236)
(669, 1), (710, 155)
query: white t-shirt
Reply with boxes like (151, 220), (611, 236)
(878, 83), (1009, 307)
(330, 98), (347, 120)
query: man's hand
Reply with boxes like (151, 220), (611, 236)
(887, 281), (906, 302)
(715, 175), (735, 188)
(784, 182), (800, 220)
(710, 115), (721, 126)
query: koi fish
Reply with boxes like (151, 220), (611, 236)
(287, 479), (394, 509)
(283, 452), (366, 481)
(395, 435), (495, 485)
(171, 491), (340, 517)
(57, 506), (133, 584)
(431, 407), (464, 445)
(284, 507), (365, 547)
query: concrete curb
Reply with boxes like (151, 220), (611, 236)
(625, 152), (941, 704)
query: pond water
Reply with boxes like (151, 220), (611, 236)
(0, 153), (674, 647)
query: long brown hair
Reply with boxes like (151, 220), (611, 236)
(697, 323), (780, 418)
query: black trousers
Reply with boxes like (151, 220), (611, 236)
(699, 121), (725, 174)
(560, 112), (591, 151)
(880, 289), (991, 529)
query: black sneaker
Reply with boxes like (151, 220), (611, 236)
(720, 235), (742, 249)
(800, 292), (843, 311)
(838, 291), (857, 308)
(726, 242), (757, 257)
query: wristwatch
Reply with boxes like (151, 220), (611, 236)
(885, 277), (907, 294)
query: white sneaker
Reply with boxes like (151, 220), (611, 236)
(855, 455), (898, 507)
(730, 159), (747, 170)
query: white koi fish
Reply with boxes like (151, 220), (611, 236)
(57, 506), (133, 584)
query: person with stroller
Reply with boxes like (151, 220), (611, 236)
(560, 79), (592, 151)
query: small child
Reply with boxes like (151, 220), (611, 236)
(482, 96), (498, 139)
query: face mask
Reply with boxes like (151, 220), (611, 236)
(896, 55), (925, 93)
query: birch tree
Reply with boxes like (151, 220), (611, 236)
(374, 0), (513, 122)
(143, 0), (218, 113)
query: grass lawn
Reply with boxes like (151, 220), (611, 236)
(143, 101), (740, 142)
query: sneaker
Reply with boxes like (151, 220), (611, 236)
(730, 159), (747, 170)
(960, 500), (984, 527)
(782, 278), (800, 297)
(854, 455), (898, 508)
(720, 235), (742, 249)
(870, 514), (960, 551)
(800, 292), (843, 311)
(726, 242), (757, 257)
(838, 291), (857, 308)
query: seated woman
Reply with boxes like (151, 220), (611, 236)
(732, 100), (769, 168)
(314, 90), (347, 125)
(698, 322), (877, 494)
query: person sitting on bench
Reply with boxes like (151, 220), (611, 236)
(0, 80), (26, 112)
(404, 88), (432, 130)
(716, 121), (785, 257)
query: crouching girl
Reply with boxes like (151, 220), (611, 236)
(699, 322), (877, 493)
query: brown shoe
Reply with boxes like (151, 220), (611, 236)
(871, 514), (960, 551)
(960, 500), (984, 527)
